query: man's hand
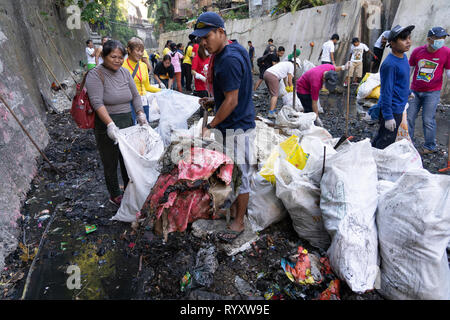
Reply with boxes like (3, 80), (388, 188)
(384, 119), (396, 132)
(199, 97), (215, 112)
(158, 82), (166, 89)
(137, 112), (148, 126)
(195, 73), (207, 82)
(107, 122), (120, 144)
(202, 126), (211, 138)
(314, 115), (323, 127)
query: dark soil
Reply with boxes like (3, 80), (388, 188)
(1, 79), (448, 300)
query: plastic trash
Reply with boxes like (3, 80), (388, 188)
(320, 139), (379, 293)
(85, 225), (97, 234)
(377, 169), (450, 300)
(191, 245), (218, 289)
(356, 73), (380, 101)
(180, 271), (192, 292)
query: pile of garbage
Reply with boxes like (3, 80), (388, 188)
(110, 87), (449, 300)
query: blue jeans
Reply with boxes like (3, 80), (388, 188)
(130, 103), (150, 125)
(407, 90), (440, 151)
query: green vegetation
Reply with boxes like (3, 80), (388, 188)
(271, 0), (323, 16)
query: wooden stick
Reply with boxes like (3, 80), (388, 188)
(0, 94), (60, 174)
(36, 12), (78, 84)
(38, 53), (72, 101)
(292, 44), (297, 109)
(345, 74), (350, 137)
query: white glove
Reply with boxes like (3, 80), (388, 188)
(341, 61), (351, 70)
(137, 112), (148, 126)
(107, 122), (120, 144)
(195, 73), (206, 82)
(314, 116), (323, 127)
(158, 82), (166, 89)
(384, 118), (396, 132)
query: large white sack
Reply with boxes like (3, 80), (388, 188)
(377, 169), (450, 300)
(248, 172), (287, 232)
(372, 139), (422, 182)
(146, 93), (160, 122)
(300, 135), (337, 185)
(320, 139), (379, 293)
(155, 90), (200, 146)
(112, 125), (164, 222)
(356, 73), (380, 101)
(279, 80), (304, 112)
(253, 120), (287, 168)
(274, 158), (330, 249)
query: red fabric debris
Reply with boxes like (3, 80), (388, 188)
(142, 147), (233, 233)
(318, 279), (341, 300)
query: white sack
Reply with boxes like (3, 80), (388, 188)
(320, 139), (379, 293)
(377, 169), (450, 300)
(372, 139), (422, 182)
(300, 135), (337, 185)
(146, 93), (160, 122)
(155, 90), (200, 146)
(248, 172), (287, 232)
(112, 125), (164, 222)
(356, 73), (380, 101)
(274, 158), (330, 249)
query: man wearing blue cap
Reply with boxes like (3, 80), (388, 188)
(190, 12), (255, 243)
(372, 24), (414, 149)
(407, 26), (450, 155)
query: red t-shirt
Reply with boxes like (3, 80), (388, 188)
(192, 54), (210, 91)
(409, 45), (450, 92)
(296, 64), (335, 101)
(192, 44), (199, 56)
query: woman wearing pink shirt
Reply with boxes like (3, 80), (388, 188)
(169, 42), (184, 92)
(296, 62), (349, 126)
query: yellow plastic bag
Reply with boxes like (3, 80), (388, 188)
(367, 85), (380, 99)
(355, 73), (371, 95)
(259, 135), (309, 184)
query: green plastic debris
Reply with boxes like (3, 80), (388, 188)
(60, 242), (68, 251)
(85, 225), (97, 234)
(180, 272), (191, 292)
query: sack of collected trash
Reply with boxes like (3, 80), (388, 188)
(247, 171), (287, 232)
(395, 106), (411, 142)
(356, 73), (380, 101)
(372, 139), (422, 183)
(276, 106), (315, 131)
(320, 139), (379, 293)
(112, 125), (164, 222)
(146, 93), (160, 122)
(253, 120), (288, 167)
(259, 135), (308, 184)
(155, 90), (201, 146)
(274, 158), (330, 249)
(279, 81), (304, 111)
(377, 169), (450, 300)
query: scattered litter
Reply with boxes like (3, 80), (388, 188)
(37, 215), (51, 222)
(85, 225), (97, 234)
(180, 271), (192, 292)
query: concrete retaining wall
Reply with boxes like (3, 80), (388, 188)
(0, 0), (90, 269)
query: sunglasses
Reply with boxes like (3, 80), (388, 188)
(194, 20), (220, 30)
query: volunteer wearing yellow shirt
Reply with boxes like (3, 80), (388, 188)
(142, 49), (152, 74)
(181, 41), (194, 92)
(162, 40), (172, 57)
(123, 37), (160, 124)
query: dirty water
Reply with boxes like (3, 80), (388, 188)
(1, 76), (448, 301)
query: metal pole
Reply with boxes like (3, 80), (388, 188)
(292, 44), (296, 109)
(38, 53), (72, 101)
(0, 94), (59, 174)
(36, 12), (78, 84)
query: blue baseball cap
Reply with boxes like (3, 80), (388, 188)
(428, 27), (449, 38)
(189, 12), (225, 40)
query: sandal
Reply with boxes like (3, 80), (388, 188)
(216, 229), (244, 243)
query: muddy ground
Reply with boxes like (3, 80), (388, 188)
(1, 78), (448, 300)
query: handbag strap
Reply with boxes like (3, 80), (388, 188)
(131, 60), (140, 79)
(79, 67), (104, 93)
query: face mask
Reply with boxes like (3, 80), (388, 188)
(431, 39), (445, 50)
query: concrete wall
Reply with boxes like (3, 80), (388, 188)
(0, 0), (90, 269)
(383, 0), (450, 102)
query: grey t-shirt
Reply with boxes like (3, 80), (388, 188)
(85, 64), (143, 115)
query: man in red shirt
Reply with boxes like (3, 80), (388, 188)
(407, 26), (450, 154)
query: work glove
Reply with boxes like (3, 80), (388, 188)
(285, 85), (293, 93)
(384, 118), (396, 132)
(314, 116), (323, 127)
(158, 82), (166, 89)
(195, 73), (207, 82)
(342, 61), (352, 70)
(137, 112), (148, 126)
(107, 122), (120, 144)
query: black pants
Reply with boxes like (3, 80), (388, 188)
(94, 112), (133, 198)
(372, 112), (403, 149)
(321, 61), (333, 65)
(372, 47), (384, 72)
(297, 92), (313, 113)
(181, 63), (192, 91)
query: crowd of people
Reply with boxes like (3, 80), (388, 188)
(82, 11), (449, 242)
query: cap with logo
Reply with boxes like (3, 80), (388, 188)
(428, 26), (449, 38)
(189, 12), (225, 40)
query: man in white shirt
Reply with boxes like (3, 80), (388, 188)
(318, 34), (339, 65)
(95, 36), (109, 65)
(85, 39), (96, 70)
(263, 58), (300, 117)
(346, 37), (377, 86)
(371, 30), (389, 72)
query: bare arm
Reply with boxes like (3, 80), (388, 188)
(168, 78), (173, 89)
(287, 73), (293, 87)
(311, 100), (319, 116)
(95, 105), (113, 126)
(330, 52), (335, 65)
